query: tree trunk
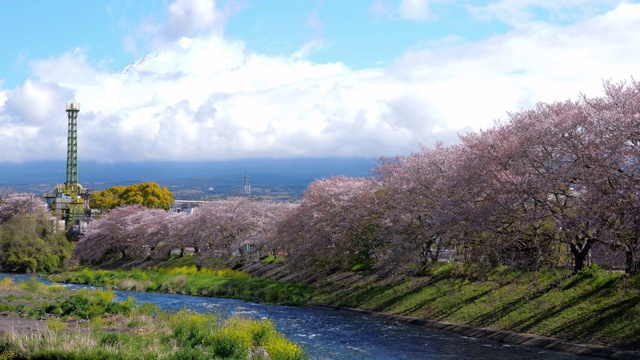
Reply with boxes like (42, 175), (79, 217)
(570, 239), (593, 274)
(625, 247), (636, 274)
(420, 240), (433, 266)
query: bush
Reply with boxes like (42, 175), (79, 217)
(263, 335), (307, 360)
(99, 333), (122, 347)
(164, 309), (216, 346)
(576, 264), (603, 279)
(170, 348), (208, 360)
(207, 327), (252, 359)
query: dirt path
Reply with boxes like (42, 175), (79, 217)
(0, 287), (47, 336)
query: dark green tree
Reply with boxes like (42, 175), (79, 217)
(0, 212), (73, 273)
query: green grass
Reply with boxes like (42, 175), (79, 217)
(0, 278), (308, 359)
(46, 266), (316, 307)
(316, 264), (640, 350)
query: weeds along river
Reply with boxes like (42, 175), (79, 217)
(4, 274), (591, 360)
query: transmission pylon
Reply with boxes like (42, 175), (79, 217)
(244, 172), (251, 198)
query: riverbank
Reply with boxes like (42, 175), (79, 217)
(45, 266), (316, 306)
(240, 261), (640, 358)
(0, 276), (308, 359)
(43, 262), (640, 358)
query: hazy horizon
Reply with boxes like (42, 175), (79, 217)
(0, 157), (378, 200)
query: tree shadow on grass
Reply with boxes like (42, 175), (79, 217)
(466, 273), (573, 328)
(504, 277), (619, 336)
(544, 296), (640, 350)
(354, 269), (528, 319)
(397, 270), (553, 321)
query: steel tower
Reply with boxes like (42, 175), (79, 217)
(65, 103), (79, 195)
(44, 103), (90, 233)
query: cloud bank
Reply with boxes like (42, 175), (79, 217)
(1, 0), (639, 162)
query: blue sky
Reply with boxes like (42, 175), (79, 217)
(1, 0), (639, 162)
(1, 0), (511, 87)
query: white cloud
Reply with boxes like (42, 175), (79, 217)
(292, 8), (327, 59)
(370, 0), (437, 21)
(398, 0), (434, 21)
(164, 0), (225, 40)
(1, 1), (639, 162)
(127, 0), (233, 54)
(369, 1), (393, 17)
(468, 0), (621, 26)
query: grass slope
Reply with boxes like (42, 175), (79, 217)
(46, 266), (316, 307)
(313, 264), (640, 351)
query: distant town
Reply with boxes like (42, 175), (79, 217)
(0, 157), (377, 201)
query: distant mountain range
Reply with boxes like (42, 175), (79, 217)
(0, 158), (378, 200)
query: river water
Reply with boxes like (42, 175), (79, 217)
(2, 274), (595, 359)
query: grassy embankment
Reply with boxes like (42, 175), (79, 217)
(45, 265), (316, 307)
(311, 263), (640, 351)
(45, 261), (640, 351)
(0, 277), (307, 359)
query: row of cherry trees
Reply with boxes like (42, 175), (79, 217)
(75, 79), (640, 275)
(74, 198), (295, 267)
(275, 79), (640, 275)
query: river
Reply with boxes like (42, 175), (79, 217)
(2, 274), (594, 359)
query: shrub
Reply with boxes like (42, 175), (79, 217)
(164, 309), (216, 346)
(46, 318), (66, 332)
(99, 333), (122, 347)
(576, 264), (603, 279)
(263, 335), (307, 360)
(136, 302), (160, 316)
(207, 326), (252, 359)
(170, 347), (207, 360)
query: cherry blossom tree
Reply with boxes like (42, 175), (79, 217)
(75, 198), (295, 267)
(0, 192), (46, 223)
(75, 205), (147, 264)
(376, 144), (470, 270)
(274, 176), (382, 274)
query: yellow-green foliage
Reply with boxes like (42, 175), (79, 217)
(46, 318), (66, 331)
(47, 268), (315, 306)
(0, 212), (73, 274)
(263, 334), (307, 360)
(1, 284), (308, 359)
(208, 321), (254, 358)
(157, 309), (307, 359)
(0, 350), (16, 360)
(19, 276), (43, 293)
(161, 308), (218, 345)
(0, 277), (17, 290)
(221, 317), (306, 359)
(90, 182), (173, 210)
(158, 265), (250, 279)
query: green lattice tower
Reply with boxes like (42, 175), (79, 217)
(65, 103), (79, 196)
